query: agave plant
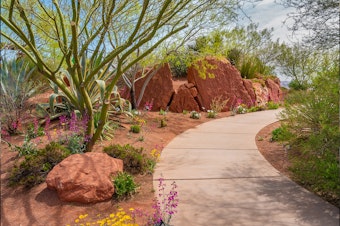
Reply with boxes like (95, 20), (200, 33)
(44, 51), (132, 141)
(0, 58), (41, 134)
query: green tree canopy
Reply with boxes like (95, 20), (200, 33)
(0, 0), (243, 151)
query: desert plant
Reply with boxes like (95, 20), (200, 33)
(9, 142), (71, 188)
(130, 125), (141, 134)
(210, 96), (229, 113)
(271, 125), (292, 142)
(159, 109), (167, 116)
(206, 110), (217, 118)
(103, 144), (152, 175)
(151, 178), (179, 225)
(190, 111), (201, 119)
(159, 117), (167, 128)
(279, 52), (340, 206)
(0, 58), (41, 135)
(113, 172), (138, 200)
(267, 101), (280, 110)
(26, 120), (45, 140)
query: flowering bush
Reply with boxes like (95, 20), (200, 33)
(206, 110), (217, 118)
(236, 104), (247, 114)
(151, 178), (179, 225)
(69, 208), (138, 226)
(190, 111), (201, 119)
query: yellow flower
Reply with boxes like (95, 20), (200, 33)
(75, 219), (80, 223)
(109, 213), (115, 218)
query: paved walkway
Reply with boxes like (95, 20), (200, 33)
(153, 110), (339, 226)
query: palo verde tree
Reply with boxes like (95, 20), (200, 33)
(279, 0), (339, 49)
(1, 0), (241, 151)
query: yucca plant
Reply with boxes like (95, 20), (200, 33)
(0, 58), (41, 135)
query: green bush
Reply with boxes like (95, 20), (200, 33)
(26, 123), (45, 140)
(113, 172), (138, 200)
(130, 125), (141, 133)
(289, 150), (340, 206)
(271, 125), (292, 142)
(266, 101), (279, 110)
(103, 144), (154, 174)
(279, 54), (339, 206)
(9, 142), (71, 188)
(247, 106), (263, 112)
(66, 134), (86, 154)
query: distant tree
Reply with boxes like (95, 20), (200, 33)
(275, 43), (320, 90)
(279, 0), (339, 49)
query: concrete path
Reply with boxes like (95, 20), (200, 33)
(153, 110), (339, 226)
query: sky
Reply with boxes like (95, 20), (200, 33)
(239, 0), (302, 44)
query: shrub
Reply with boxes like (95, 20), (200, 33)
(113, 172), (138, 200)
(279, 55), (339, 206)
(9, 142), (71, 188)
(289, 150), (340, 206)
(66, 134), (87, 154)
(271, 125), (292, 142)
(26, 121), (45, 140)
(159, 117), (167, 128)
(130, 124), (141, 133)
(0, 58), (42, 135)
(236, 104), (247, 114)
(247, 106), (263, 112)
(206, 110), (217, 118)
(159, 109), (167, 115)
(267, 101), (279, 110)
(210, 96), (228, 113)
(190, 111), (201, 119)
(103, 144), (153, 174)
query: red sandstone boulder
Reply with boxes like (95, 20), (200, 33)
(169, 83), (200, 113)
(134, 63), (174, 111)
(187, 57), (252, 111)
(265, 78), (283, 102)
(252, 82), (269, 107)
(46, 152), (123, 203)
(242, 79), (256, 106)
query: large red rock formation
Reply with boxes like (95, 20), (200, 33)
(187, 57), (253, 111)
(242, 79), (256, 106)
(134, 63), (174, 111)
(169, 83), (200, 113)
(252, 82), (269, 107)
(265, 78), (284, 102)
(46, 152), (123, 203)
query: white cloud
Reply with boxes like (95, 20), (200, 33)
(239, 0), (304, 43)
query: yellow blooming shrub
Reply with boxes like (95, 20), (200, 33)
(67, 208), (138, 226)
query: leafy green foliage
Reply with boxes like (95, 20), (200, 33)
(66, 134), (86, 154)
(190, 111), (201, 119)
(271, 125), (292, 142)
(266, 101), (280, 110)
(26, 123), (45, 140)
(103, 144), (155, 175)
(113, 172), (138, 201)
(130, 125), (141, 133)
(9, 142), (71, 188)
(279, 51), (340, 206)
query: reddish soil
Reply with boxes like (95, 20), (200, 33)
(1, 83), (288, 225)
(1, 107), (234, 225)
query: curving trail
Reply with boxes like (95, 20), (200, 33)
(154, 110), (339, 226)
